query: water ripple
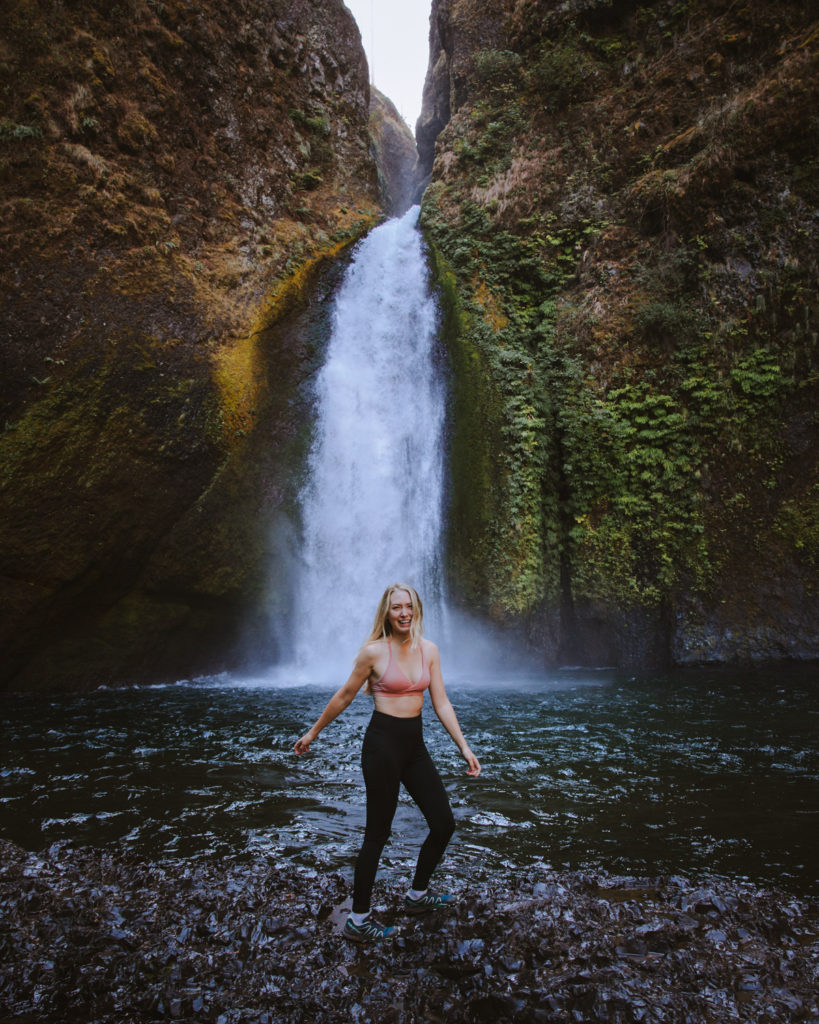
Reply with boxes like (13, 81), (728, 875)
(1, 665), (817, 896)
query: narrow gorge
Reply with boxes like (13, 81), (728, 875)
(2, 6), (818, 1022)
(1, 0), (817, 691)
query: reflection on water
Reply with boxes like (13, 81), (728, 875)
(2, 666), (817, 897)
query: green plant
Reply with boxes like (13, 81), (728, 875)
(527, 43), (598, 111)
(289, 110), (331, 136)
(0, 119), (43, 143)
(293, 171), (323, 192)
(774, 486), (819, 564)
(471, 49), (522, 92)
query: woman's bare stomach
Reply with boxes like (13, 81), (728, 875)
(372, 693), (424, 718)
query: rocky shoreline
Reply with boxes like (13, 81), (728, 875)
(1, 839), (816, 1023)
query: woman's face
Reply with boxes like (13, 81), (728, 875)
(387, 590), (413, 638)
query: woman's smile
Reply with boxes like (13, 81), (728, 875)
(387, 590), (413, 635)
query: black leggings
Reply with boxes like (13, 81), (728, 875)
(352, 710), (455, 913)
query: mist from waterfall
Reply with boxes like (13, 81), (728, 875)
(288, 206), (447, 681)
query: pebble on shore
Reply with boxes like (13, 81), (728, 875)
(1, 838), (817, 1023)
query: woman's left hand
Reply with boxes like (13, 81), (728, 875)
(462, 747), (481, 777)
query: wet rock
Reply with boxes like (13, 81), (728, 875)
(0, 839), (817, 1023)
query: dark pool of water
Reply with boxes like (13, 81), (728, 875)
(2, 665), (817, 897)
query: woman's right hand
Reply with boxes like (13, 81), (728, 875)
(293, 730), (316, 754)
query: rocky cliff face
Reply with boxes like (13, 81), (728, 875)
(0, 0), (388, 690)
(369, 86), (419, 215)
(418, 0), (819, 666)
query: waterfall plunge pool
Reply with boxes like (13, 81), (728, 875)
(2, 664), (817, 899)
(3, 217), (816, 902)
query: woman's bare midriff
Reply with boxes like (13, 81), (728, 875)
(372, 693), (424, 718)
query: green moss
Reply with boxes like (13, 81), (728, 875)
(470, 48), (523, 93)
(774, 485), (819, 566)
(422, 188), (564, 617)
(422, 152), (812, 618)
(293, 171), (323, 192)
(289, 109), (331, 136)
(562, 375), (711, 603)
(417, 0), (819, 661)
(526, 42), (600, 110)
(425, 242), (503, 608)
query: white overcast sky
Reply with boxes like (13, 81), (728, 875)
(343, 0), (432, 131)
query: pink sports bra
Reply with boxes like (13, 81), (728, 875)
(370, 640), (431, 697)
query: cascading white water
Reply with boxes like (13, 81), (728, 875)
(292, 206), (446, 678)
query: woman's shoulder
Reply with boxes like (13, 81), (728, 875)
(419, 636), (439, 659)
(358, 638), (389, 662)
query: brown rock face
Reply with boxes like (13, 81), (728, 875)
(369, 86), (420, 216)
(418, 0), (819, 666)
(416, 0), (504, 179)
(415, 3), (451, 181)
(0, 0), (386, 690)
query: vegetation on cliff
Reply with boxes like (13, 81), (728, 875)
(0, 0), (385, 689)
(419, 0), (819, 665)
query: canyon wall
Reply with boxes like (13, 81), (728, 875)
(2, 0), (814, 687)
(418, 0), (819, 666)
(369, 86), (419, 216)
(0, 0), (412, 690)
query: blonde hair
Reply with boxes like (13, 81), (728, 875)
(361, 584), (424, 695)
(366, 583), (424, 649)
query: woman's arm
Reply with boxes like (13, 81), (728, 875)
(427, 642), (481, 777)
(293, 646), (374, 754)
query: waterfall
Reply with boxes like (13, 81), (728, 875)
(291, 206), (446, 680)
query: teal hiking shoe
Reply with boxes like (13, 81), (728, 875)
(342, 917), (399, 943)
(404, 892), (457, 915)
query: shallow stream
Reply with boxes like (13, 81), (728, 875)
(3, 665), (817, 899)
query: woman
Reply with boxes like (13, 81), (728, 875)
(294, 583), (481, 943)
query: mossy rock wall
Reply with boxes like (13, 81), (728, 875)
(420, 0), (819, 666)
(0, 0), (385, 690)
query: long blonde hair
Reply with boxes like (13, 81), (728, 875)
(361, 584), (424, 693)
(366, 583), (424, 649)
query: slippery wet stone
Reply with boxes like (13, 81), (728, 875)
(1, 839), (817, 1023)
